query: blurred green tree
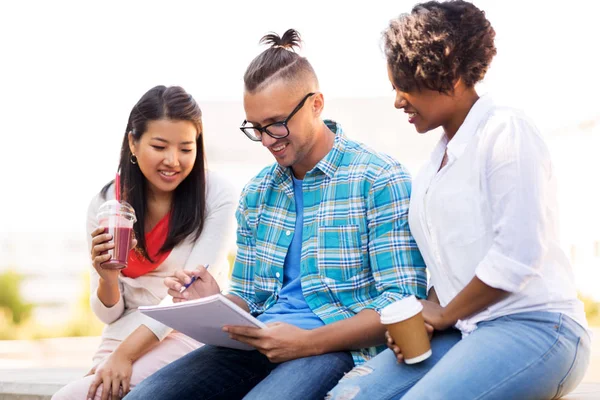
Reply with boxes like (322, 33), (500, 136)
(0, 269), (33, 324)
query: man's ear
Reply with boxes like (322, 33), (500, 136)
(312, 92), (325, 119)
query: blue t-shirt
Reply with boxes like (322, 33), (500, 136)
(257, 175), (325, 330)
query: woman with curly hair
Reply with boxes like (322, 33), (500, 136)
(327, 1), (590, 399)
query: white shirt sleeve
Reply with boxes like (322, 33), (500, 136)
(182, 171), (238, 289)
(475, 114), (549, 292)
(86, 190), (126, 324)
(143, 172), (237, 341)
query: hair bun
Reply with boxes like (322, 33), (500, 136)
(260, 29), (301, 51)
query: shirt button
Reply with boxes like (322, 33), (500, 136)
(275, 272), (281, 278)
(285, 230), (292, 236)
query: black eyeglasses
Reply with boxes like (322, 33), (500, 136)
(240, 92), (316, 142)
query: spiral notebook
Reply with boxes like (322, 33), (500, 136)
(139, 294), (267, 350)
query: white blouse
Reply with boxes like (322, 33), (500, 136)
(408, 95), (588, 335)
(87, 170), (237, 342)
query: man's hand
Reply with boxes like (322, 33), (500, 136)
(386, 323), (434, 363)
(420, 299), (454, 331)
(164, 265), (220, 302)
(224, 322), (314, 363)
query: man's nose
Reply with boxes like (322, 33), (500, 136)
(261, 132), (277, 148)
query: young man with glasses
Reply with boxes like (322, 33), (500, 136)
(125, 29), (426, 400)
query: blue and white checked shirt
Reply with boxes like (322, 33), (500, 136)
(228, 120), (427, 364)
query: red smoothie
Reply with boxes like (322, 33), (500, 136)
(101, 225), (133, 269)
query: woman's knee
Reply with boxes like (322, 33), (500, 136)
(51, 377), (96, 400)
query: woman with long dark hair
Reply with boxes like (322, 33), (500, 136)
(53, 85), (236, 400)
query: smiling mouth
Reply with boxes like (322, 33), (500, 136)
(271, 143), (288, 153)
(406, 111), (418, 123)
(159, 171), (179, 177)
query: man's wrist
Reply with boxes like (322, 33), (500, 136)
(304, 328), (323, 357)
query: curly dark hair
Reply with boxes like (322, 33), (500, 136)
(383, 0), (496, 94)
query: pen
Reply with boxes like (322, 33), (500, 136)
(179, 264), (210, 293)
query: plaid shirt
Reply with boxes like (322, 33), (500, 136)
(228, 120), (426, 365)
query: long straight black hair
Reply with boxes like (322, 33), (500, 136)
(101, 85), (206, 261)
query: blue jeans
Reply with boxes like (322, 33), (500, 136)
(123, 345), (354, 400)
(328, 312), (590, 400)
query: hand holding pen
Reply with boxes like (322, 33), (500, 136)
(179, 264), (210, 293)
(164, 264), (221, 302)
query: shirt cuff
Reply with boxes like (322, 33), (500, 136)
(224, 290), (261, 316)
(364, 291), (412, 314)
(140, 314), (173, 342)
(90, 293), (125, 324)
(475, 248), (542, 293)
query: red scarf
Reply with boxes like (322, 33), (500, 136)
(122, 213), (172, 278)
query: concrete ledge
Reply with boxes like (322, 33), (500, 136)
(0, 368), (86, 400)
(0, 368), (598, 400)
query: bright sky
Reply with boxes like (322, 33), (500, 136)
(0, 0), (598, 233)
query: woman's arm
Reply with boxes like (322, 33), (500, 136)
(87, 325), (160, 399)
(423, 115), (550, 330)
(112, 324), (160, 361)
(150, 173), (239, 340)
(87, 193), (125, 324)
(427, 286), (440, 304)
(183, 172), (238, 287)
(421, 278), (508, 330)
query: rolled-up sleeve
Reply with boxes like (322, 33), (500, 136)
(475, 116), (548, 292)
(364, 163), (427, 312)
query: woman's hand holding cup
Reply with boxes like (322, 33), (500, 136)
(90, 226), (137, 283)
(386, 323), (434, 363)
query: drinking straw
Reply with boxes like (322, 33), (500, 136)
(115, 171), (121, 201)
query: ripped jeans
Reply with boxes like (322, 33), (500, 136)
(327, 312), (590, 400)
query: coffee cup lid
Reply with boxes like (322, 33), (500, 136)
(380, 295), (423, 324)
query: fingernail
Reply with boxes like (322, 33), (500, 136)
(222, 327), (229, 332)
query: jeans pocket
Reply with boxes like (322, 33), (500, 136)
(317, 225), (364, 281)
(553, 320), (591, 399)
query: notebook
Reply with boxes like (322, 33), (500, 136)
(139, 294), (267, 350)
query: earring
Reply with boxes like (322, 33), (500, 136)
(130, 154), (138, 164)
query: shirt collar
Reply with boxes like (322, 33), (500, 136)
(273, 119), (346, 183)
(446, 94), (495, 160)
